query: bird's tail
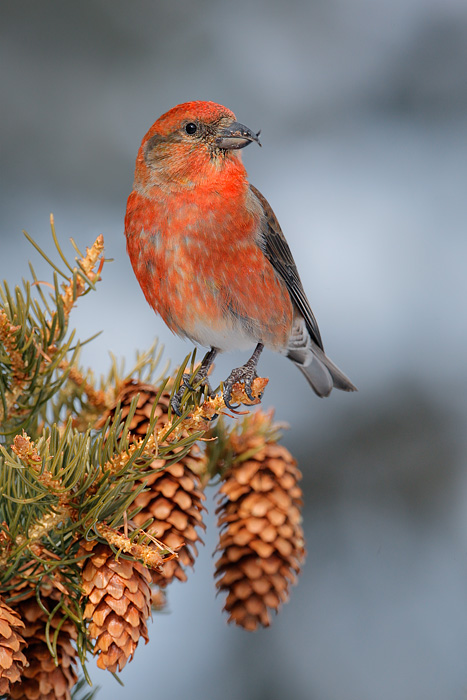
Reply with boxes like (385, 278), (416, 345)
(292, 344), (357, 397)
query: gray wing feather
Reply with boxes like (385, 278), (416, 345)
(250, 184), (324, 350)
(250, 184), (357, 395)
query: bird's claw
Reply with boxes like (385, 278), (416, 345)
(244, 383), (255, 401)
(223, 394), (241, 411)
(171, 373), (213, 416)
(222, 364), (258, 410)
(170, 375), (195, 416)
(170, 391), (184, 417)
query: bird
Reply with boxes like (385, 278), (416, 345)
(124, 100), (356, 413)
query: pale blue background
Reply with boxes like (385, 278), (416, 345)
(1, 2), (467, 698)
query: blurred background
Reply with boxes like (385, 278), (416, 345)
(1, 1), (467, 698)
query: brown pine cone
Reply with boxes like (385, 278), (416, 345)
(132, 448), (207, 586)
(107, 379), (171, 438)
(150, 588), (166, 612)
(99, 379), (207, 587)
(214, 411), (306, 630)
(81, 543), (152, 673)
(0, 597), (27, 696)
(9, 597), (77, 700)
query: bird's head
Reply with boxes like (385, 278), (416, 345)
(134, 101), (261, 190)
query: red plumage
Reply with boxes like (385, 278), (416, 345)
(125, 101), (356, 409)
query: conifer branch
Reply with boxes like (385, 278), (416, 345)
(0, 220), (302, 700)
(94, 523), (166, 571)
(0, 311), (27, 419)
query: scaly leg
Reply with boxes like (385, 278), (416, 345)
(223, 343), (264, 410)
(171, 347), (219, 415)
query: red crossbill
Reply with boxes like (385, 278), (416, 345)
(125, 101), (356, 412)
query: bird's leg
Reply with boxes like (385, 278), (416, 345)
(223, 343), (264, 410)
(171, 347), (219, 415)
(191, 347), (218, 395)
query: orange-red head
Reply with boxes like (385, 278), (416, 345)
(132, 100), (261, 192)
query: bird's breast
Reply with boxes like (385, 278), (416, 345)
(125, 187), (293, 351)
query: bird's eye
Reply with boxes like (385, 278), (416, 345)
(185, 122), (197, 135)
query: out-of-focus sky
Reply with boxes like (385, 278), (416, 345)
(1, 1), (467, 698)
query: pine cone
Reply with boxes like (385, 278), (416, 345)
(0, 597), (27, 696)
(9, 597), (77, 700)
(81, 543), (152, 673)
(100, 379), (207, 587)
(133, 449), (207, 586)
(108, 379), (171, 438)
(150, 588), (166, 612)
(214, 411), (306, 630)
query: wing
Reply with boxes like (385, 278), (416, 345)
(250, 184), (324, 351)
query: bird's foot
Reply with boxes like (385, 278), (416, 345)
(171, 369), (213, 416)
(223, 364), (259, 410)
(171, 375), (192, 416)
